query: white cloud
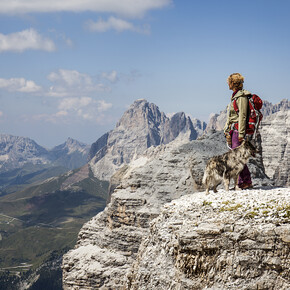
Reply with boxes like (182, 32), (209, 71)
(0, 68), (140, 97)
(85, 17), (150, 34)
(48, 69), (93, 87)
(0, 111), (3, 117)
(102, 70), (118, 83)
(47, 69), (109, 97)
(58, 97), (94, 111)
(57, 97), (112, 120)
(0, 0), (172, 18)
(0, 29), (56, 53)
(55, 110), (68, 117)
(97, 100), (113, 112)
(48, 29), (73, 47)
(30, 97), (112, 124)
(0, 77), (42, 93)
(120, 70), (142, 83)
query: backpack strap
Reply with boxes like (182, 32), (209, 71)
(232, 98), (239, 115)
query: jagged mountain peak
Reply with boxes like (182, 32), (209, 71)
(0, 134), (46, 149)
(261, 98), (290, 117)
(0, 134), (48, 159)
(116, 99), (166, 129)
(0, 134), (90, 173)
(52, 137), (89, 155)
(89, 99), (201, 180)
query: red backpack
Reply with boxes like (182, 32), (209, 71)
(232, 94), (263, 137)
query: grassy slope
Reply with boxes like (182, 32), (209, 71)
(0, 166), (109, 269)
(0, 164), (70, 196)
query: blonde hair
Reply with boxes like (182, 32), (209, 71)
(227, 73), (244, 90)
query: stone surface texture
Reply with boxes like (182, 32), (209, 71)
(260, 109), (289, 185)
(62, 132), (272, 289)
(128, 187), (290, 290)
(62, 99), (288, 289)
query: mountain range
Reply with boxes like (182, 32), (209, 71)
(0, 99), (206, 289)
(62, 99), (289, 289)
(0, 98), (289, 289)
(0, 135), (90, 172)
(0, 136), (90, 195)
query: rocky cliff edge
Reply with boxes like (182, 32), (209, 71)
(62, 132), (276, 289)
(128, 187), (290, 289)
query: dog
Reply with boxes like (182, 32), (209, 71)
(202, 140), (257, 194)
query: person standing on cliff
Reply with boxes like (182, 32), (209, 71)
(224, 73), (253, 190)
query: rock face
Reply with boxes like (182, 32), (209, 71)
(205, 99), (290, 186)
(191, 118), (207, 136)
(62, 132), (271, 289)
(88, 99), (199, 181)
(205, 110), (227, 133)
(259, 103), (290, 186)
(261, 99), (290, 117)
(128, 187), (290, 290)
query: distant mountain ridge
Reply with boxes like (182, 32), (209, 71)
(0, 134), (51, 171)
(1, 98), (288, 288)
(0, 134), (90, 173)
(50, 137), (90, 169)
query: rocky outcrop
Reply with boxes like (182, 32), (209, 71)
(205, 110), (227, 133)
(62, 99), (289, 289)
(260, 109), (289, 186)
(88, 99), (201, 181)
(88, 132), (109, 161)
(191, 118), (207, 136)
(62, 132), (271, 289)
(128, 187), (290, 289)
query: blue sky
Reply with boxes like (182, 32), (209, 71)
(0, 0), (289, 147)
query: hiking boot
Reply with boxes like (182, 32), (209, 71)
(239, 183), (253, 190)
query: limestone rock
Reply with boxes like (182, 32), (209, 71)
(205, 110), (227, 133)
(260, 109), (290, 186)
(261, 99), (290, 117)
(62, 132), (271, 289)
(191, 117), (207, 136)
(127, 187), (290, 290)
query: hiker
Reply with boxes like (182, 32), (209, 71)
(224, 73), (253, 190)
